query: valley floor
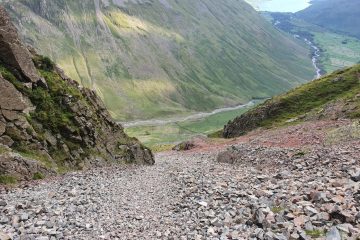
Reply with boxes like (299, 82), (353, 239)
(0, 120), (359, 240)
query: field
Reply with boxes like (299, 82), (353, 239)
(125, 103), (258, 149)
(265, 13), (360, 75)
(312, 32), (360, 73)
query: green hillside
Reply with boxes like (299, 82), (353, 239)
(296, 0), (360, 39)
(223, 64), (360, 137)
(2, 0), (314, 120)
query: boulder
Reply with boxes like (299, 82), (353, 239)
(0, 75), (28, 111)
(217, 150), (237, 164)
(0, 6), (40, 83)
(172, 141), (195, 151)
(326, 227), (341, 240)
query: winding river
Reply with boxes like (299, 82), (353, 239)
(304, 38), (322, 79)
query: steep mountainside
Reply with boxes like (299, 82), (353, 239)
(223, 64), (360, 137)
(296, 0), (360, 39)
(1, 0), (314, 120)
(0, 6), (153, 183)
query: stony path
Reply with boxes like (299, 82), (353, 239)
(1, 140), (360, 240)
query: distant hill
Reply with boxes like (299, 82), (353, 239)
(1, 0), (314, 121)
(296, 0), (360, 39)
(223, 64), (360, 137)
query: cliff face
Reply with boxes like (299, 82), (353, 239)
(223, 65), (360, 138)
(0, 6), (154, 183)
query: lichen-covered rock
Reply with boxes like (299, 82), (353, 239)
(172, 141), (195, 151)
(0, 6), (154, 183)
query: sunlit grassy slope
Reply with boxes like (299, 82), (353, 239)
(223, 64), (360, 137)
(3, 0), (313, 120)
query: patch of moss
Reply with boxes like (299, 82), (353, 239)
(207, 130), (223, 138)
(0, 175), (17, 185)
(14, 145), (53, 169)
(32, 172), (45, 180)
(0, 59), (88, 166)
(305, 229), (326, 238)
(0, 145), (9, 155)
(33, 55), (55, 71)
(271, 206), (285, 214)
(150, 144), (174, 153)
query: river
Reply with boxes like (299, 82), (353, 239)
(304, 38), (322, 79)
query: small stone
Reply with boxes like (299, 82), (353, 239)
(68, 189), (77, 197)
(350, 169), (360, 182)
(326, 227), (341, 240)
(294, 215), (306, 227)
(290, 232), (300, 239)
(0, 216), (9, 224)
(207, 227), (216, 235)
(0, 201), (7, 207)
(20, 213), (29, 221)
(11, 215), (19, 227)
(197, 201), (208, 207)
(35, 220), (46, 227)
(210, 218), (223, 227)
(305, 206), (318, 216)
(317, 212), (330, 221)
(255, 209), (265, 225)
(0, 231), (11, 240)
(134, 215), (144, 221)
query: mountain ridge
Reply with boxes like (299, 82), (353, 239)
(2, 0), (314, 120)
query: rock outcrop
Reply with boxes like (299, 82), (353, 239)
(0, 6), (154, 182)
(0, 7), (40, 83)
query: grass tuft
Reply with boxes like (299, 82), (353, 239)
(0, 175), (17, 185)
(32, 172), (45, 180)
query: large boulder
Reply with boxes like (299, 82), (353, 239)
(0, 6), (40, 83)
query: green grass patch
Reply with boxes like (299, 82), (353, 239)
(0, 145), (9, 155)
(32, 172), (45, 180)
(305, 229), (326, 238)
(258, 65), (360, 127)
(125, 103), (258, 147)
(271, 206), (285, 214)
(0, 175), (17, 185)
(207, 130), (223, 138)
